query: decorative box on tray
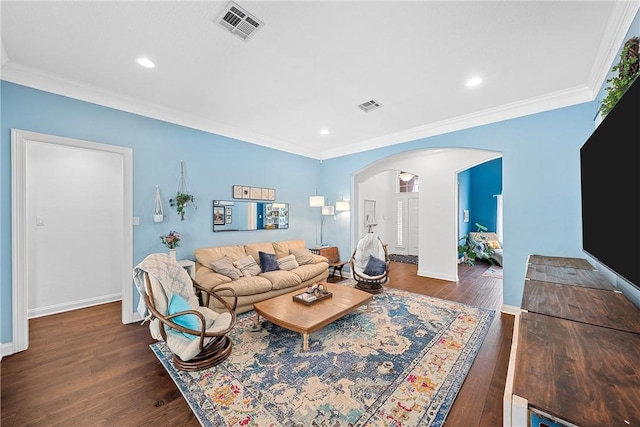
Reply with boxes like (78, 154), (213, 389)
(293, 283), (332, 306)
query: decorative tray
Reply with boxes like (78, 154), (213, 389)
(293, 291), (333, 306)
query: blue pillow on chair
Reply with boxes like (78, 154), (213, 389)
(168, 294), (199, 332)
(363, 255), (386, 276)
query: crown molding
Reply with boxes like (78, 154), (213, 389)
(0, 62), (321, 159)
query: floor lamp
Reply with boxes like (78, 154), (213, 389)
(320, 205), (334, 246)
(309, 193), (325, 246)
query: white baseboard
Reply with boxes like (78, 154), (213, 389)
(1, 342), (16, 358)
(417, 269), (457, 282)
(28, 294), (121, 319)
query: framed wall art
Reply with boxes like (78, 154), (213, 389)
(233, 185), (243, 199)
(232, 185), (276, 201)
(213, 206), (225, 225)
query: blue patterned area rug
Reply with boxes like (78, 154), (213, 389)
(151, 286), (495, 426)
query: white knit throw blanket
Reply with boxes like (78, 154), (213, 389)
(132, 253), (193, 318)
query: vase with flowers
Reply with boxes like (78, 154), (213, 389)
(160, 230), (181, 261)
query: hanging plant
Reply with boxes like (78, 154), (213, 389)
(170, 160), (197, 221)
(170, 192), (195, 221)
(599, 36), (639, 116)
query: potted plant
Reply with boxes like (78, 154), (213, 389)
(458, 235), (478, 266)
(160, 230), (181, 261)
(458, 223), (494, 266)
(599, 36), (639, 117)
(170, 192), (195, 221)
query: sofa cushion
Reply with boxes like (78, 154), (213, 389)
(234, 255), (262, 277)
(290, 248), (315, 265)
(195, 268), (232, 291)
(291, 262), (329, 282)
(210, 255), (242, 280)
(222, 276), (273, 296)
(245, 242), (275, 263)
(194, 245), (247, 267)
(277, 254), (299, 271)
(363, 255), (386, 276)
(273, 239), (307, 259)
(486, 239), (501, 249)
(259, 251), (280, 273)
(260, 270), (302, 290)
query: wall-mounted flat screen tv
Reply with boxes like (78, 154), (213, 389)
(580, 76), (639, 290)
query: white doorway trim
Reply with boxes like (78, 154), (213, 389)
(11, 129), (133, 354)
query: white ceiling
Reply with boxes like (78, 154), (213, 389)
(1, 1), (638, 160)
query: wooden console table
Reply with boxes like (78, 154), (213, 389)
(504, 255), (640, 426)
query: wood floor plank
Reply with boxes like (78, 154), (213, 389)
(1, 261), (512, 426)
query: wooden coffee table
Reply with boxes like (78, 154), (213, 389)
(253, 282), (373, 351)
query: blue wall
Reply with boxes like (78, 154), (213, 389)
(470, 158), (503, 232)
(456, 158), (502, 239)
(319, 105), (595, 308)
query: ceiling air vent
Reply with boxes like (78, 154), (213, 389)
(217, 2), (264, 41)
(357, 99), (383, 112)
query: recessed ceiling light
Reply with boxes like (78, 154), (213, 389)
(319, 129), (329, 135)
(136, 57), (155, 68)
(466, 77), (482, 87)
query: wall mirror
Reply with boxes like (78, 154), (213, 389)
(213, 200), (289, 232)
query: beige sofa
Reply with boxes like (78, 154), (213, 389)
(194, 239), (329, 314)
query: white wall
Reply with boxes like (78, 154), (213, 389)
(358, 170), (396, 245)
(27, 141), (123, 317)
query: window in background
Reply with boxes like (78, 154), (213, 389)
(398, 172), (419, 192)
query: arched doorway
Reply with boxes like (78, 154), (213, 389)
(352, 147), (501, 282)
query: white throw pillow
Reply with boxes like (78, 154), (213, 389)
(210, 255), (242, 281)
(233, 255), (262, 277)
(277, 254), (299, 271)
(290, 248), (315, 265)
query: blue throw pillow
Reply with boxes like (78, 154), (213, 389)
(168, 294), (199, 332)
(259, 251), (280, 273)
(363, 255), (386, 276)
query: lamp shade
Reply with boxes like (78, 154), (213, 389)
(335, 200), (350, 211)
(321, 205), (335, 215)
(309, 195), (325, 207)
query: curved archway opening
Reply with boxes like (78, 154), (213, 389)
(352, 147), (501, 282)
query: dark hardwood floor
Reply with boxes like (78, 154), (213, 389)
(1, 261), (513, 426)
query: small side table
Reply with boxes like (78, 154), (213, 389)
(178, 259), (196, 279)
(310, 246), (348, 279)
